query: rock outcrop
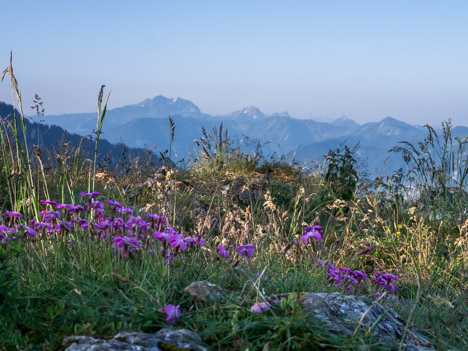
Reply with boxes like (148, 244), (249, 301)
(296, 292), (434, 350)
(63, 329), (208, 351)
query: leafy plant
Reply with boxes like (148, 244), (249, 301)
(324, 143), (360, 202)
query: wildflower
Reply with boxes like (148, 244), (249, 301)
(93, 219), (111, 230)
(312, 225), (323, 232)
(113, 236), (141, 253)
(23, 226), (37, 238)
(147, 213), (160, 221)
(153, 231), (168, 241)
(106, 199), (123, 208)
(372, 271), (399, 296)
(117, 207), (133, 215)
(125, 216), (148, 234)
(169, 233), (187, 251)
(218, 245), (230, 259)
(235, 244), (255, 259)
(40, 199), (57, 206)
(301, 226), (322, 243)
(196, 236), (206, 246)
(250, 302), (270, 313)
(59, 221), (73, 233)
(79, 219), (89, 230)
(3, 211), (22, 218)
(0, 225), (8, 243)
(351, 270), (367, 282)
(91, 201), (104, 210)
(42, 211), (61, 223)
(164, 304), (181, 325)
(326, 264), (368, 290)
(79, 191), (100, 198)
(69, 205), (85, 214)
(316, 259), (328, 267)
(184, 237), (198, 246)
(112, 217), (124, 230)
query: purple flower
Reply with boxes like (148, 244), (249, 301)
(113, 236), (141, 252)
(154, 227), (179, 243)
(387, 282), (396, 293)
(153, 231), (166, 241)
(235, 244), (255, 259)
(316, 259), (328, 267)
(326, 264), (368, 290)
(79, 191), (100, 198)
(0, 225), (8, 242)
(184, 237), (197, 246)
(218, 245), (230, 259)
(169, 233), (187, 251)
(91, 200), (104, 210)
(147, 213), (160, 221)
(164, 304), (181, 325)
(93, 219), (111, 230)
(59, 221), (73, 232)
(23, 226), (37, 237)
(302, 226), (322, 243)
(112, 217), (124, 230)
(351, 270), (367, 282)
(69, 205), (85, 214)
(79, 218), (89, 230)
(106, 199), (123, 208)
(42, 211), (61, 223)
(40, 199), (57, 206)
(372, 271), (399, 295)
(3, 211), (22, 218)
(185, 235), (206, 247)
(117, 207), (133, 215)
(250, 302), (270, 313)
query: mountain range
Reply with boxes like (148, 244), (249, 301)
(0, 101), (165, 171)
(34, 96), (468, 177)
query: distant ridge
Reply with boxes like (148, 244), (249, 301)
(29, 95), (468, 177)
(0, 101), (165, 170)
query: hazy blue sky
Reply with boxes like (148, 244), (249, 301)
(1, 0), (468, 125)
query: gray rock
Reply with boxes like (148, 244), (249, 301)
(267, 292), (435, 350)
(298, 292), (435, 350)
(183, 280), (224, 303)
(63, 329), (208, 351)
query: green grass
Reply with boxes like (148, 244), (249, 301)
(0, 59), (467, 350)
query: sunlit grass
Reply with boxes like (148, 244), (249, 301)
(0, 57), (466, 350)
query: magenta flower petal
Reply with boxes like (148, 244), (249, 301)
(40, 200), (57, 206)
(250, 304), (263, 313)
(79, 192), (100, 198)
(164, 304), (181, 325)
(235, 244), (255, 259)
(4, 211), (23, 218)
(218, 245), (230, 259)
(250, 302), (269, 313)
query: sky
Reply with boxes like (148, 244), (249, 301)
(1, 0), (468, 126)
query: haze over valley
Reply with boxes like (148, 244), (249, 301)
(39, 95), (468, 177)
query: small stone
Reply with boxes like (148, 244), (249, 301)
(183, 281), (224, 303)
